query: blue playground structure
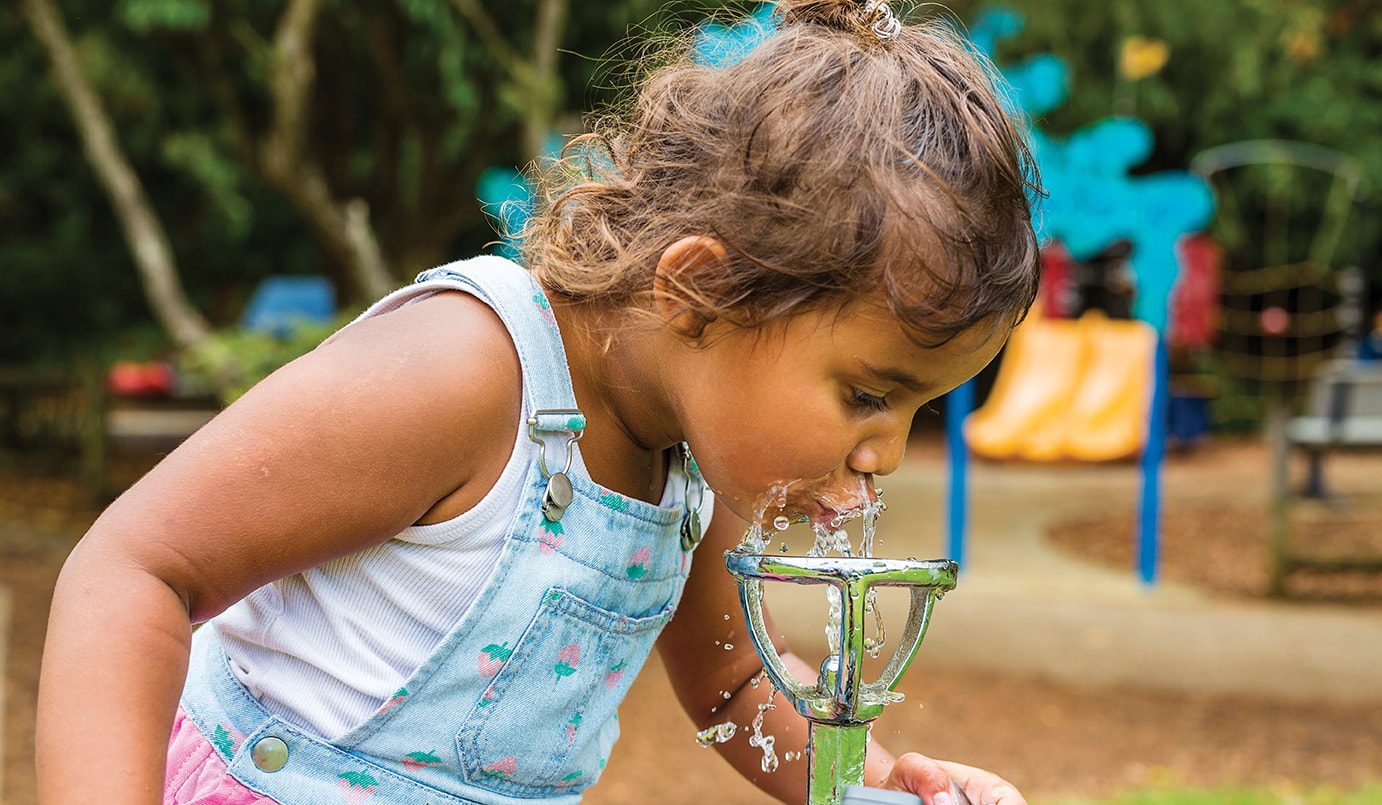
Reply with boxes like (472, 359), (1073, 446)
(945, 8), (1215, 585)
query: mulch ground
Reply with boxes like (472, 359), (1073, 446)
(1047, 490), (1382, 608)
(4, 445), (1382, 804)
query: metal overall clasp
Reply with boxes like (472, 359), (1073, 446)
(527, 409), (585, 522)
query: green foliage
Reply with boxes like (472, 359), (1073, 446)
(175, 313), (357, 405)
(955, 0), (1382, 279)
(161, 131), (254, 239)
(3, 0), (696, 366)
(117, 0), (211, 34)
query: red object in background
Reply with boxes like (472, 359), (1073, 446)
(1038, 241), (1075, 318)
(106, 360), (176, 397)
(1260, 306), (1291, 336)
(1169, 233), (1223, 349)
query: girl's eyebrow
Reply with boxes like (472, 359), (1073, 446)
(861, 362), (931, 394)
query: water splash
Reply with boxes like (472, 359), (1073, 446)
(740, 521), (770, 554)
(748, 682), (780, 774)
(863, 587), (886, 658)
(799, 477), (887, 658)
(805, 476), (885, 559)
(695, 721), (738, 748)
(824, 585), (843, 655)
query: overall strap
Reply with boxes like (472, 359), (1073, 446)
(411, 257), (584, 435)
(330, 255), (588, 449)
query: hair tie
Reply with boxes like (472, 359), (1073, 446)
(862, 0), (902, 41)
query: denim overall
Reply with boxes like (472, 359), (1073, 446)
(180, 256), (704, 804)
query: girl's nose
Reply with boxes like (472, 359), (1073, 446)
(847, 428), (907, 477)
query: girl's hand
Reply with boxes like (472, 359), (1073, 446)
(882, 753), (1026, 805)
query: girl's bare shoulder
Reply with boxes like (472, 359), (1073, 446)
(90, 288), (523, 618)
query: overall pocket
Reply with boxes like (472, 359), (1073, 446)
(457, 586), (671, 796)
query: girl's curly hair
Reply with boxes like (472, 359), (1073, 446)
(522, 0), (1042, 347)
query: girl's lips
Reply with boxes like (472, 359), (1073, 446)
(750, 477), (876, 526)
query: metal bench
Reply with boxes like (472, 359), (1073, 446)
(1290, 359), (1382, 497)
(1269, 358), (1382, 591)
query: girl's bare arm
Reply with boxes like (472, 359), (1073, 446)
(37, 291), (521, 803)
(659, 499), (826, 803)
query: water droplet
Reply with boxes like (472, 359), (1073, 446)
(778, 542), (789, 553)
(723, 643), (734, 650)
(772, 515), (791, 531)
(748, 732), (779, 773)
(722, 691), (732, 699)
(695, 721), (738, 747)
(723, 614), (731, 620)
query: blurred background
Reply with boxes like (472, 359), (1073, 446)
(2, 1), (1381, 804)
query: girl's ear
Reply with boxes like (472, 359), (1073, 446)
(653, 235), (730, 341)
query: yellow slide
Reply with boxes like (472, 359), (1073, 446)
(965, 311), (1157, 463)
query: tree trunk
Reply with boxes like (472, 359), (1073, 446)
(451, 0), (568, 165)
(261, 0), (395, 302)
(21, 0), (212, 350)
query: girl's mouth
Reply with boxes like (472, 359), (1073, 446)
(746, 475), (873, 533)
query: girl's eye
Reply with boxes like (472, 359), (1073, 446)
(850, 389), (889, 412)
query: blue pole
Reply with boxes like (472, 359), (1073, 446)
(1137, 337), (1169, 586)
(945, 379), (975, 570)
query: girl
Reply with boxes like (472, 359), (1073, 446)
(37, 1), (1040, 803)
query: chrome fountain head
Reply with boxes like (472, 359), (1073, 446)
(725, 551), (957, 805)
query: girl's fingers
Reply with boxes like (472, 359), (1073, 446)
(936, 759), (1027, 805)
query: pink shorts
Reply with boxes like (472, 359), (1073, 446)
(165, 707), (281, 804)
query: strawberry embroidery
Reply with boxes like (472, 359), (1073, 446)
(211, 724), (242, 758)
(482, 756), (518, 779)
(337, 770), (378, 805)
(539, 518), (565, 554)
(626, 546), (652, 580)
(533, 293), (557, 327)
(599, 492), (630, 512)
(478, 642), (512, 677)
(605, 660), (627, 690)
(477, 683), (497, 707)
(401, 750), (443, 772)
(378, 687), (408, 713)
(565, 712), (582, 744)
(554, 643), (580, 679)
(557, 770), (584, 788)
(539, 526), (564, 554)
